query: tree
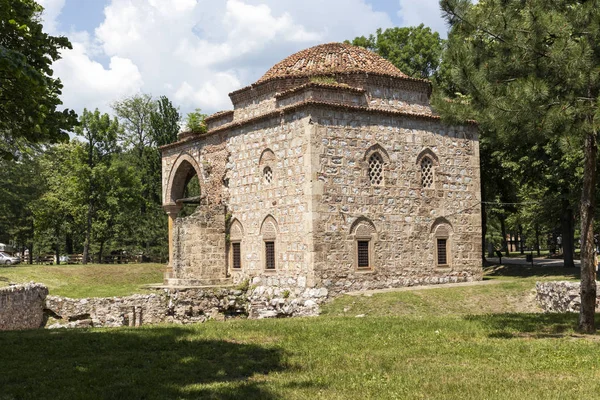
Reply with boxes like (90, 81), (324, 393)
(0, 152), (45, 261)
(0, 0), (77, 158)
(439, 0), (600, 333)
(113, 94), (181, 258)
(347, 24), (444, 81)
(73, 109), (119, 264)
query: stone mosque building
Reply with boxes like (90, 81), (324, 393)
(161, 43), (482, 294)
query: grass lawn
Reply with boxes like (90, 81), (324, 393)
(1, 263), (598, 399)
(0, 263), (165, 298)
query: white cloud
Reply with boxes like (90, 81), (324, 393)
(46, 0), (396, 116)
(398, 0), (449, 38)
(53, 42), (144, 112)
(37, 0), (65, 35)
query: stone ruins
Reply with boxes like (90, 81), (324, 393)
(161, 42), (482, 294)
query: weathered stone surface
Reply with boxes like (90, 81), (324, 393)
(0, 283), (48, 331)
(45, 285), (326, 328)
(161, 42), (483, 294)
(536, 281), (600, 313)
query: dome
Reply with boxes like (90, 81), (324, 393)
(256, 42), (409, 84)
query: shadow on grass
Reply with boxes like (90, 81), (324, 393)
(465, 313), (600, 339)
(484, 264), (580, 279)
(0, 326), (290, 399)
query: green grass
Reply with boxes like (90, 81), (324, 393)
(1, 263), (598, 399)
(1, 314), (599, 399)
(0, 263), (164, 298)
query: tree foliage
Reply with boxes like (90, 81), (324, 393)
(347, 24), (444, 81)
(438, 0), (600, 332)
(0, 0), (77, 158)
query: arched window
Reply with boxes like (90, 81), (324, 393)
(259, 148), (276, 185)
(263, 166), (273, 184)
(351, 218), (377, 270)
(229, 219), (243, 270)
(431, 219), (453, 267)
(421, 157), (434, 188)
(260, 216), (278, 270)
(368, 153), (384, 185)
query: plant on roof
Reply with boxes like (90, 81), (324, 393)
(309, 76), (338, 85)
(185, 108), (208, 134)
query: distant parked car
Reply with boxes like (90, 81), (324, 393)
(0, 252), (20, 265)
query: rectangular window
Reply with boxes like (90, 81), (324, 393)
(437, 239), (447, 265)
(357, 240), (370, 268)
(232, 242), (241, 269)
(265, 241), (275, 270)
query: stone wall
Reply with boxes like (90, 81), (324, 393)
(224, 113), (315, 288)
(0, 283), (48, 331)
(171, 203), (228, 286)
(536, 281), (600, 313)
(45, 285), (327, 328)
(310, 107), (482, 293)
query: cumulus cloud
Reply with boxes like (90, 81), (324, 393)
(43, 0), (397, 116)
(36, 0), (65, 35)
(398, 0), (449, 37)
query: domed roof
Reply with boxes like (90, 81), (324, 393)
(256, 42), (409, 84)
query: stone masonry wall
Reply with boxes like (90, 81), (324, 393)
(172, 203), (227, 286)
(536, 281), (600, 313)
(225, 113), (316, 288)
(45, 285), (328, 328)
(0, 283), (48, 331)
(310, 105), (482, 294)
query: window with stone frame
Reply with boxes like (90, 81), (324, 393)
(229, 219), (244, 270)
(434, 224), (451, 267)
(357, 240), (370, 268)
(261, 216), (278, 270)
(263, 166), (273, 184)
(352, 219), (376, 270)
(232, 242), (241, 269)
(368, 152), (384, 185)
(265, 241), (275, 269)
(421, 156), (434, 188)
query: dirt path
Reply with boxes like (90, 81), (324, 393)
(344, 279), (511, 297)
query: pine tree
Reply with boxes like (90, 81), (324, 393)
(438, 0), (600, 333)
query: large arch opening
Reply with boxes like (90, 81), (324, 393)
(166, 156), (203, 217)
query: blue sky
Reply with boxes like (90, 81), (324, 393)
(38, 0), (450, 116)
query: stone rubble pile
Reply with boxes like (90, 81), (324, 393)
(535, 281), (600, 313)
(45, 285), (328, 329)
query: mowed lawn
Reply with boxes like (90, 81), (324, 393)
(0, 262), (165, 297)
(1, 263), (599, 399)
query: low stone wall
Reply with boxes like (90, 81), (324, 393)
(535, 281), (600, 313)
(45, 285), (328, 328)
(0, 283), (48, 331)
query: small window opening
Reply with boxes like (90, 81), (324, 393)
(265, 241), (275, 269)
(421, 157), (433, 188)
(263, 166), (273, 184)
(368, 153), (384, 185)
(232, 242), (241, 269)
(357, 240), (370, 268)
(437, 238), (447, 265)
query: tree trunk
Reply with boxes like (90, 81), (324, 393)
(55, 227), (60, 265)
(28, 243), (33, 265)
(66, 234), (74, 255)
(82, 198), (92, 265)
(579, 131), (597, 334)
(535, 225), (541, 257)
(500, 215), (508, 256)
(561, 198), (575, 268)
(98, 241), (105, 264)
(481, 200), (487, 263)
(519, 224), (524, 254)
